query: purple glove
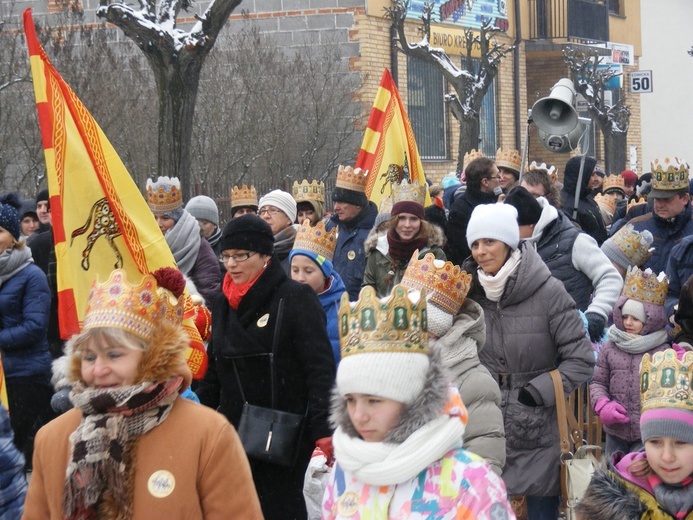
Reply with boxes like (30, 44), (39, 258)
(594, 397), (630, 426)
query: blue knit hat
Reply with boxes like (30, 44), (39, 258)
(0, 193), (22, 241)
(288, 249), (334, 278)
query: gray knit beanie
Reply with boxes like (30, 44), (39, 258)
(186, 196), (219, 227)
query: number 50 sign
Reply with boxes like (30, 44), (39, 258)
(630, 71), (653, 93)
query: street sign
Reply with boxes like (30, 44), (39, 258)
(630, 71), (653, 93)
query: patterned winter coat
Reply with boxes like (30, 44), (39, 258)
(322, 448), (512, 519)
(590, 295), (669, 442)
(464, 241), (595, 496)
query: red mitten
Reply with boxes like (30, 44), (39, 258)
(315, 437), (334, 467)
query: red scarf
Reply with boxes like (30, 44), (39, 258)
(386, 228), (428, 264)
(222, 266), (266, 310)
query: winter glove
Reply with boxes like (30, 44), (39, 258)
(594, 397), (630, 426)
(315, 437), (334, 467)
(518, 387), (540, 407)
(585, 312), (607, 343)
(50, 387), (73, 414)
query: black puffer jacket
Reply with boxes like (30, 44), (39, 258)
(464, 242), (595, 496)
(561, 156), (608, 245)
(197, 257), (336, 519)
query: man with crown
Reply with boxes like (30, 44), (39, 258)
(362, 180), (446, 298)
(447, 155), (501, 265)
(628, 158), (693, 275)
(496, 147), (522, 195)
(327, 165), (378, 300)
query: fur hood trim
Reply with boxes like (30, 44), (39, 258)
(330, 345), (450, 444)
(576, 459), (646, 520)
(364, 223), (446, 254)
(67, 322), (192, 390)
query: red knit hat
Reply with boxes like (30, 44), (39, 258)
(620, 170), (638, 187)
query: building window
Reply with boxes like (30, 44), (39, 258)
(478, 73), (497, 157)
(608, 0), (621, 15)
(407, 56), (447, 160)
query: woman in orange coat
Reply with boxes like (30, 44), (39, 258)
(24, 268), (262, 519)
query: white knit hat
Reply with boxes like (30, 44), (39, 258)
(258, 190), (297, 223)
(427, 302), (453, 339)
(466, 203), (520, 250)
(622, 299), (647, 324)
(336, 286), (430, 405)
(185, 195), (219, 227)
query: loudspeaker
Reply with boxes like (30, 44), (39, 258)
(532, 78), (579, 136)
(538, 122), (586, 154)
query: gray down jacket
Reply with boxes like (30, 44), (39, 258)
(465, 241), (595, 496)
(429, 299), (506, 476)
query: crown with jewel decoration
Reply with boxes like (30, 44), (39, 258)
(495, 148), (522, 173)
(292, 180), (325, 204)
(401, 251), (472, 314)
(231, 185), (258, 208)
(621, 266), (668, 306)
(82, 269), (184, 342)
(640, 349), (693, 413)
(609, 224), (654, 268)
(651, 157), (689, 193)
(627, 195), (648, 213)
(392, 179), (426, 206)
(602, 174), (625, 194)
(146, 176), (182, 213)
(293, 219), (337, 261)
(379, 195), (393, 214)
(338, 285), (428, 358)
(336, 165), (369, 193)
(594, 193), (617, 214)
(463, 149), (485, 171)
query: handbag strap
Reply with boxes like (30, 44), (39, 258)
(230, 299), (286, 408)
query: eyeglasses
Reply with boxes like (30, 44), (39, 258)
(259, 207), (282, 217)
(220, 251), (258, 263)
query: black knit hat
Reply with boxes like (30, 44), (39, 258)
(504, 186), (543, 226)
(220, 214), (274, 255)
(36, 188), (49, 204)
(332, 186), (368, 207)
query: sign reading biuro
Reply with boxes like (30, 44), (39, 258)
(407, 0), (509, 32)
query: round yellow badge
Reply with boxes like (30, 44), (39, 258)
(148, 470), (175, 498)
(257, 313), (270, 327)
(337, 491), (359, 517)
(347, 250), (356, 260)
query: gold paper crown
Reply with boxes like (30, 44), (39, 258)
(594, 193), (617, 214)
(292, 180), (325, 204)
(231, 185), (258, 208)
(338, 285), (428, 358)
(401, 251), (472, 314)
(640, 349), (693, 413)
(392, 179), (426, 206)
(651, 157), (689, 192)
(602, 175), (625, 193)
(621, 266), (668, 306)
(293, 219), (337, 261)
(336, 165), (368, 193)
(463, 149), (485, 171)
(627, 195), (648, 213)
(82, 269), (184, 342)
(609, 224), (654, 267)
(495, 148), (522, 173)
(528, 161), (558, 183)
(146, 176), (182, 213)
(379, 196), (393, 214)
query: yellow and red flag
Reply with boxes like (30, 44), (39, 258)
(23, 9), (207, 378)
(356, 69), (430, 209)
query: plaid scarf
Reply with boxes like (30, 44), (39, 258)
(64, 377), (183, 519)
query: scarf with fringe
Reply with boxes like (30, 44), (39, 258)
(64, 377), (182, 519)
(165, 210), (201, 275)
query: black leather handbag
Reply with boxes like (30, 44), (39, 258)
(233, 299), (307, 467)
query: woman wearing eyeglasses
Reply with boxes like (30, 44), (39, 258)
(196, 215), (336, 520)
(258, 190), (298, 274)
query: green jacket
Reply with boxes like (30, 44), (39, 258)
(362, 225), (446, 298)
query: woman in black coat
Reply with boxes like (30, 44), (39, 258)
(197, 215), (336, 520)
